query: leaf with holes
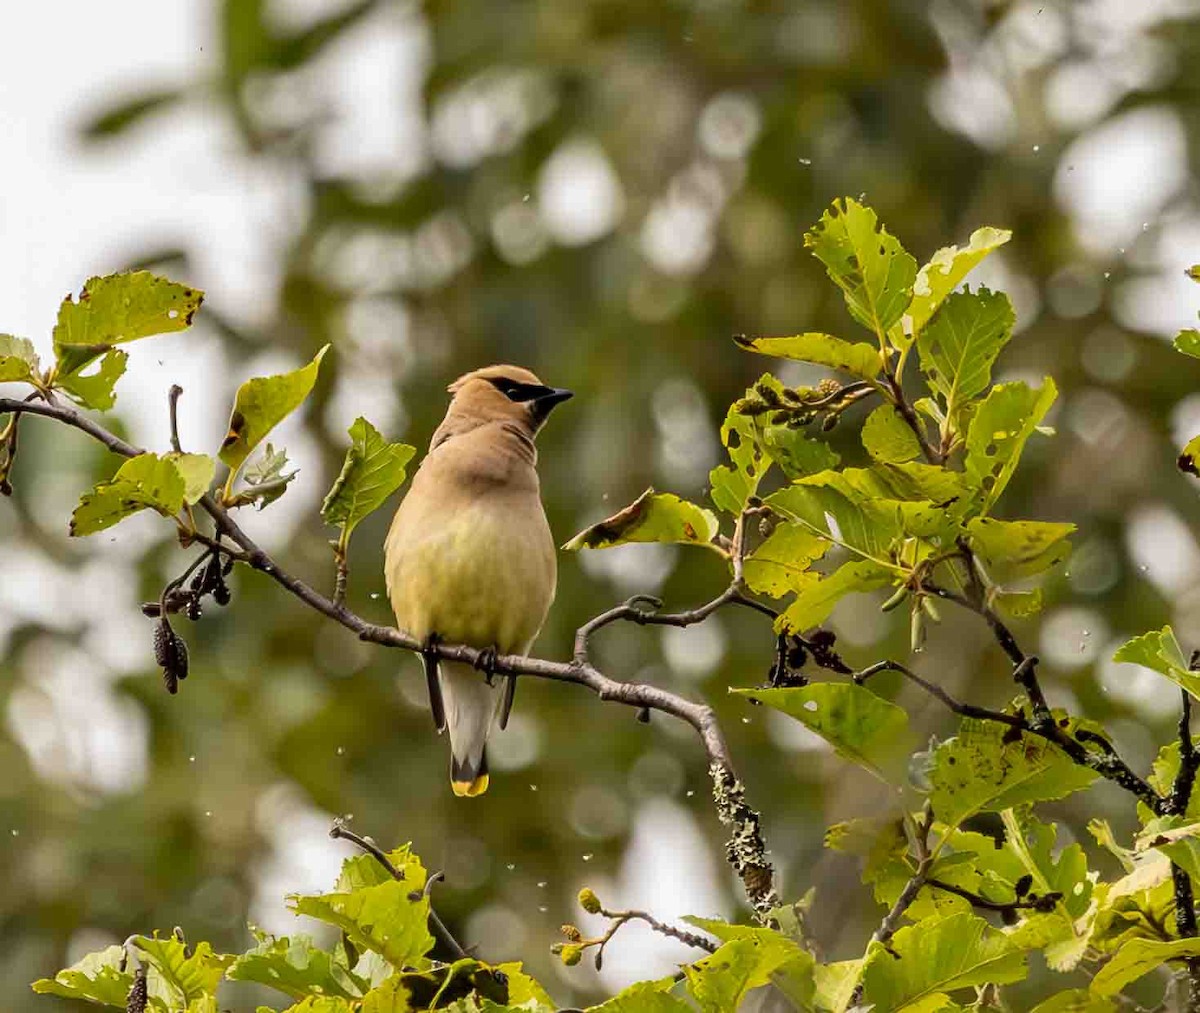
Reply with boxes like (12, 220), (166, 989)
(804, 197), (918, 337)
(681, 921), (815, 1009)
(860, 912), (1027, 1011)
(964, 379), (1057, 514)
(322, 417), (416, 547)
(52, 271), (203, 377)
(57, 348), (128, 410)
(737, 683), (917, 782)
(219, 345), (329, 479)
(709, 405), (766, 515)
(903, 226), (1012, 343)
(861, 404), (920, 463)
(684, 933), (815, 1013)
(917, 287), (1014, 429)
(755, 422), (840, 479)
(133, 936), (232, 1007)
(734, 332), (881, 379)
(70, 453), (188, 536)
(0, 334), (40, 384)
(743, 523), (828, 597)
(563, 489), (720, 551)
(1112, 626), (1200, 701)
(930, 719), (1098, 831)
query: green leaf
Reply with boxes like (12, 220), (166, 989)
(0, 334), (40, 383)
(563, 489), (720, 550)
(70, 453), (188, 536)
(287, 847), (435, 969)
(1180, 433), (1200, 476)
(231, 443), (298, 510)
(774, 559), (893, 633)
(53, 271), (203, 375)
(31, 945), (134, 1007)
(57, 348), (128, 410)
(736, 683), (917, 782)
(733, 332), (881, 379)
(860, 912), (1026, 1011)
(219, 345), (329, 479)
(225, 933), (365, 1000)
(1090, 937), (1200, 997)
(587, 980), (690, 1012)
(916, 288), (1014, 426)
(930, 719), (1098, 830)
(755, 421), (840, 479)
(274, 999), (356, 1013)
(1175, 329), (1200, 359)
(964, 379), (1057, 514)
(904, 227), (1012, 341)
(813, 959), (864, 1013)
(1134, 816), (1200, 882)
(358, 975), (414, 1013)
(679, 920), (815, 1008)
(1113, 626), (1200, 700)
(1029, 990), (1116, 1012)
(709, 406), (766, 514)
(684, 934), (815, 1013)
(81, 88), (184, 139)
(964, 517), (1074, 583)
(165, 453), (215, 505)
(133, 936), (232, 1006)
(862, 404), (920, 463)
(804, 197), (918, 337)
(322, 417), (416, 544)
(743, 522), (828, 598)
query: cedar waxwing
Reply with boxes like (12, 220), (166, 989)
(384, 365), (572, 797)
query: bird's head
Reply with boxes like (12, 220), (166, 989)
(446, 364), (574, 437)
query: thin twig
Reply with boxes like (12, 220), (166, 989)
(168, 385), (184, 454)
(329, 819), (469, 961)
(926, 879), (1059, 915)
(872, 805), (934, 946)
(0, 394), (779, 915)
(589, 906), (718, 969)
(853, 660), (1024, 728)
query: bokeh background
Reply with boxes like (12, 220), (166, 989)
(4, 0), (1200, 1008)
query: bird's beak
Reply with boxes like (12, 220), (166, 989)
(535, 387), (574, 411)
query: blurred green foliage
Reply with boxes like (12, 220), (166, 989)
(6, 0), (1200, 1009)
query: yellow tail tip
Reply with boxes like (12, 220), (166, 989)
(452, 773), (490, 797)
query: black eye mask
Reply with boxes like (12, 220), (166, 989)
(487, 377), (574, 419)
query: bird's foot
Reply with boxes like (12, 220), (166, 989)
(422, 632), (442, 659)
(473, 645), (499, 685)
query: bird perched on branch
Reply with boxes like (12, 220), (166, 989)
(384, 365), (572, 796)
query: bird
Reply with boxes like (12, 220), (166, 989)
(384, 365), (572, 797)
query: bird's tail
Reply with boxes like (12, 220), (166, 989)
(439, 660), (508, 797)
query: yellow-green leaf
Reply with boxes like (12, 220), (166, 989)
(743, 522), (828, 598)
(917, 287), (1014, 425)
(133, 936), (232, 1006)
(57, 349), (128, 410)
(1180, 433), (1200, 476)
(734, 332), (881, 379)
(166, 452), (216, 505)
(964, 517), (1074, 583)
(904, 226), (1012, 341)
(53, 271), (203, 375)
(861, 404), (920, 463)
(225, 933), (365, 1000)
(804, 197), (918, 337)
(70, 453), (188, 536)
(774, 560), (892, 633)
(1091, 937), (1200, 997)
(322, 417), (416, 543)
(564, 489), (720, 550)
(587, 979), (691, 1012)
(1175, 329), (1200, 359)
(31, 945), (133, 1006)
(0, 334), (40, 384)
(964, 378), (1057, 514)
(1112, 626), (1200, 700)
(219, 345), (329, 478)
(709, 406), (766, 515)
(930, 719), (1098, 830)
(737, 682), (917, 782)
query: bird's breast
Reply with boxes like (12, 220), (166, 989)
(385, 492), (556, 654)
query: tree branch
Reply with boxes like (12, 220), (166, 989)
(926, 878), (1060, 916)
(0, 394), (779, 916)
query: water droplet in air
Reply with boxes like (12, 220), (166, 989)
(1139, 564), (1149, 574)
(1118, 247), (1125, 255)
(686, 790), (695, 797)
(1104, 272), (1111, 279)
(1082, 629), (1091, 638)
(189, 755), (196, 763)
(370, 592), (381, 600)
(1032, 144), (1040, 153)
(205, 810), (213, 817)
(1142, 222), (1150, 231)
(530, 784), (539, 792)
(582, 853), (593, 862)
(798, 157), (812, 166)
(538, 881), (547, 889)
(539, 905), (548, 912)
(507, 863), (515, 871)
(522, 194), (531, 203)
(741, 717), (752, 724)
(10, 829), (17, 837)
(336, 746), (345, 756)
